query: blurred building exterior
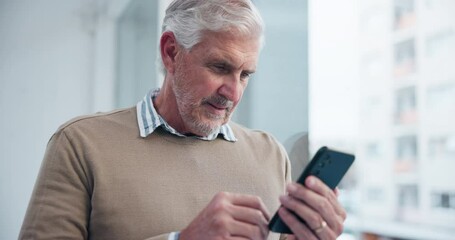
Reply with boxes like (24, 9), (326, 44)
(353, 0), (455, 239)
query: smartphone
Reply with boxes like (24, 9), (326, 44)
(268, 146), (355, 234)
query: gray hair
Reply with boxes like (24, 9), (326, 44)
(158, 0), (265, 72)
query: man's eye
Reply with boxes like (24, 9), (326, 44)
(211, 64), (228, 73)
(240, 72), (252, 80)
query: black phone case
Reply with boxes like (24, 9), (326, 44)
(268, 146), (355, 234)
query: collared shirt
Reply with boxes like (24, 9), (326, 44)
(136, 88), (237, 142)
(168, 232), (180, 240)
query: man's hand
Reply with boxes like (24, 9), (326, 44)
(179, 192), (270, 240)
(278, 176), (346, 240)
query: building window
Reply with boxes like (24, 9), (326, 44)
(428, 135), (455, 161)
(432, 192), (455, 209)
(398, 185), (419, 208)
(394, 87), (417, 125)
(397, 184), (419, 221)
(427, 83), (455, 113)
(394, 39), (417, 77)
(394, 0), (416, 30)
(366, 142), (383, 159)
(426, 29), (455, 58)
(395, 135), (418, 172)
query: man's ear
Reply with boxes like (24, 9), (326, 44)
(160, 32), (180, 75)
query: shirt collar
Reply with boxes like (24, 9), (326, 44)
(136, 89), (237, 142)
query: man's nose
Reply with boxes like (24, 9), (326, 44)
(218, 75), (244, 103)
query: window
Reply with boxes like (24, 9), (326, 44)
(397, 184), (419, 220)
(395, 136), (418, 173)
(394, 87), (417, 125)
(432, 192), (455, 209)
(393, 39), (416, 77)
(426, 29), (455, 58)
(394, 0), (416, 30)
(398, 185), (419, 208)
(396, 135), (418, 161)
(428, 135), (455, 160)
(427, 83), (455, 113)
(366, 142), (383, 159)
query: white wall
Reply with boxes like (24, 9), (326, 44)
(0, 1), (97, 238)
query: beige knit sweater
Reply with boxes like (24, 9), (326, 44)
(19, 107), (291, 240)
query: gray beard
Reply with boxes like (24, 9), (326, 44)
(172, 85), (224, 137)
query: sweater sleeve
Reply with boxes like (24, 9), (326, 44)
(19, 130), (91, 239)
(19, 129), (181, 240)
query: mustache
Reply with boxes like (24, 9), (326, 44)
(202, 95), (234, 109)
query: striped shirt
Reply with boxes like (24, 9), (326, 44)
(136, 88), (237, 142)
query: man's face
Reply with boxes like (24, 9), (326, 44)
(171, 31), (260, 136)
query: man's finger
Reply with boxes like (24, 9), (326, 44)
(277, 207), (318, 240)
(230, 205), (269, 226)
(279, 195), (320, 230)
(225, 192), (271, 221)
(226, 217), (268, 240)
(285, 182), (342, 234)
(305, 177), (347, 219)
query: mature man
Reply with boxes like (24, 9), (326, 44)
(20, 0), (346, 239)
